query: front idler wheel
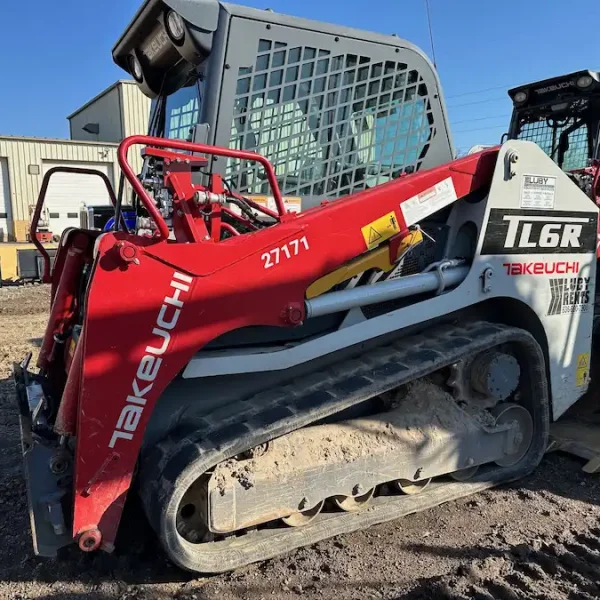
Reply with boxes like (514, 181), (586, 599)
(176, 475), (215, 544)
(491, 403), (534, 467)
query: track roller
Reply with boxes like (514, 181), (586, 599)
(282, 500), (325, 527)
(333, 487), (376, 512)
(449, 466), (479, 481)
(395, 478), (432, 495)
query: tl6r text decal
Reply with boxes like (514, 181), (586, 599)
(547, 276), (591, 316)
(481, 209), (597, 255)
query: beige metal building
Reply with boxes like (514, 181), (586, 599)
(68, 80), (150, 146)
(0, 137), (120, 242)
(0, 80), (150, 243)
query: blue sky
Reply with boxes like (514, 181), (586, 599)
(1, 0), (598, 154)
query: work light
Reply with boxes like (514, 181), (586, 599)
(166, 10), (185, 42)
(129, 54), (143, 82)
(576, 75), (594, 89)
(513, 91), (527, 103)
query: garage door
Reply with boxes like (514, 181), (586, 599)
(0, 158), (11, 241)
(42, 161), (114, 239)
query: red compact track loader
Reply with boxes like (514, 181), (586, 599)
(13, 1), (600, 573)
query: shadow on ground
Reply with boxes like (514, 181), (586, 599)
(1, 362), (600, 600)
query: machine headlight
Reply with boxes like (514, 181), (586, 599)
(166, 10), (185, 42)
(576, 75), (594, 89)
(513, 91), (528, 104)
(129, 54), (143, 82)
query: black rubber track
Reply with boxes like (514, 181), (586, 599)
(138, 320), (550, 573)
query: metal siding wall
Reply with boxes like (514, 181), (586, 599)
(121, 82), (151, 137)
(121, 83), (151, 176)
(0, 138), (119, 235)
(0, 157), (11, 241)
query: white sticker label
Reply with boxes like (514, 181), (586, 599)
(520, 174), (556, 209)
(400, 177), (458, 226)
(228, 196), (302, 219)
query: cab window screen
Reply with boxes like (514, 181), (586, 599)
(517, 116), (589, 171)
(226, 39), (435, 198)
(165, 80), (202, 141)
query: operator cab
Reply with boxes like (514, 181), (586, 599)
(112, 0), (454, 212)
(507, 70), (600, 201)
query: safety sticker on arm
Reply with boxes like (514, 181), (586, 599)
(361, 212), (400, 250)
(400, 177), (458, 226)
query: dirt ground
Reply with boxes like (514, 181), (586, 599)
(1, 284), (600, 600)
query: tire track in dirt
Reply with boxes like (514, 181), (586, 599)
(406, 527), (600, 600)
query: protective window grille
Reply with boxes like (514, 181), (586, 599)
(518, 118), (589, 172)
(227, 39), (435, 198)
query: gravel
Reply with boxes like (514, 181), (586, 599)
(1, 284), (599, 600)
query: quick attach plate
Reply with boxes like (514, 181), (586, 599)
(13, 356), (72, 557)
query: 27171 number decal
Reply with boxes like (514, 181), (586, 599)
(262, 236), (310, 269)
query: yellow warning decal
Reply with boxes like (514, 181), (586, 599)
(361, 212), (400, 250)
(576, 352), (590, 387)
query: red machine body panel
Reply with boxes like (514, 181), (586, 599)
(39, 137), (498, 549)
